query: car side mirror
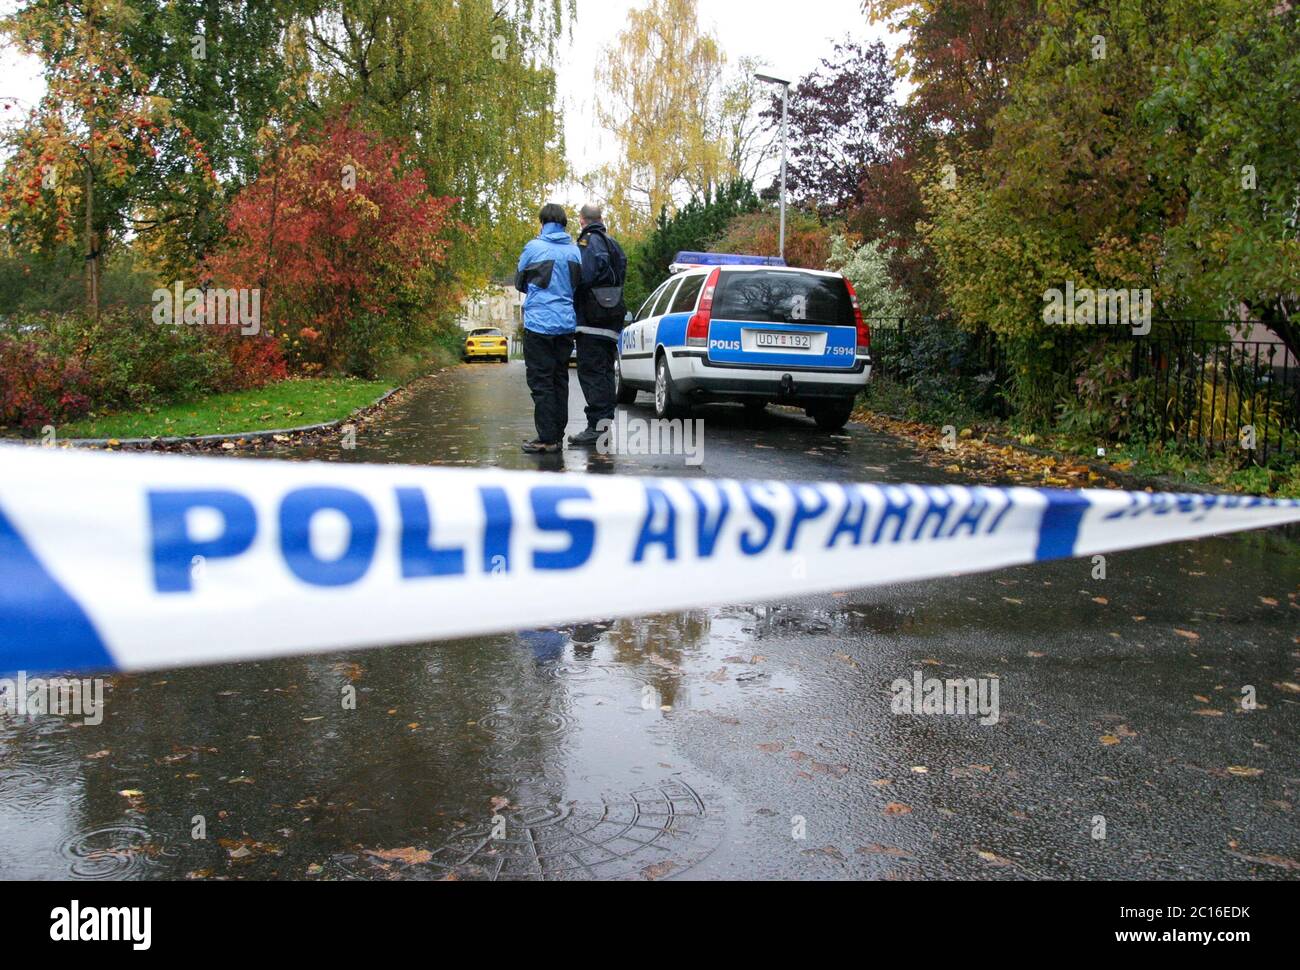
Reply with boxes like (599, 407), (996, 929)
(624, 311), (634, 323)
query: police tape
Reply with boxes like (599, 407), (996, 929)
(2, 444), (1298, 676)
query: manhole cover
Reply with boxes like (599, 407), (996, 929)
(337, 780), (721, 881)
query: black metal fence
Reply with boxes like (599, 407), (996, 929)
(866, 318), (909, 372)
(1130, 334), (1300, 461)
(866, 318), (1300, 462)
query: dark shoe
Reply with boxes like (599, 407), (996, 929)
(567, 428), (603, 447)
(521, 439), (561, 454)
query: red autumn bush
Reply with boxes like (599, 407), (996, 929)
(0, 309), (288, 433)
(0, 333), (94, 431)
(204, 327), (289, 391)
(206, 112), (461, 376)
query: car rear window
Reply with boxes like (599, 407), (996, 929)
(712, 271), (853, 326)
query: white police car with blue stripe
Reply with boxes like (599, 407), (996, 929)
(615, 253), (872, 430)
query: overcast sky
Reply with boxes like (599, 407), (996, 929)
(1, 0), (900, 193)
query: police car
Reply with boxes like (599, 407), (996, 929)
(614, 253), (871, 430)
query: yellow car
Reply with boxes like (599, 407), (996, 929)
(463, 327), (510, 363)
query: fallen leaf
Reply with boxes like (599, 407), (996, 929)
(1227, 851), (1300, 871)
(801, 845), (846, 860)
(883, 802), (912, 816)
(365, 847), (433, 865)
(1174, 628), (1201, 641)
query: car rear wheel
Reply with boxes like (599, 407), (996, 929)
(654, 354), (688, 419)
(807, 400), (854, 432)
(615, 358), (638, 405)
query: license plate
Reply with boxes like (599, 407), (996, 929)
(755, 332), (812, 350)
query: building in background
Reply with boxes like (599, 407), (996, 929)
(460, 283), (524, 346)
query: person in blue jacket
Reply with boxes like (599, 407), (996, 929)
(515, 203), (584, 454)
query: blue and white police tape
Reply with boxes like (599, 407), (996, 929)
(2, 445), (1298, 675)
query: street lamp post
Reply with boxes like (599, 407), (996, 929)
(754, 72), (790, 261)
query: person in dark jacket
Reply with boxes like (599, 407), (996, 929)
(568, 204), (628, 447)
(516, 203), (583, 454)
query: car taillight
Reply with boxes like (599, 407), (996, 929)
(686, 268), (721, 347)
(843, 277), (869, 351)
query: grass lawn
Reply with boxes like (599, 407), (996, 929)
(47, 377), (394, 440)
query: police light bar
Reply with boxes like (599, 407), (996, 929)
(670, 252), (787, 273)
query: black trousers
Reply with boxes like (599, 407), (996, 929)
(523, 330), (574, 444)
(576, 333), (618, 431)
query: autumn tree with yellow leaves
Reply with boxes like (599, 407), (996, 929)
(592, 0), (769, 233)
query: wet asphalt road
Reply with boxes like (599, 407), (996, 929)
(2, 360), (1298, 880)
